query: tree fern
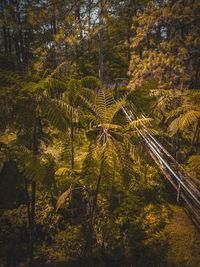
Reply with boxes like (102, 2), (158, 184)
(22, 155), (46, 183)
(168, 111), (200, 136)
(179, 110), (200, 130)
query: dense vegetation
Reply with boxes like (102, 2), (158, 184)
(0, 0), (200, 266)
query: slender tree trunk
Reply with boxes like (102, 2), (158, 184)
(1, 1), (8, 55)
(10, 0), (21, 73)
(77, 5), (83, 51)
(24, 179), (31, 225)
(71, 123), (74, 170)
(175, 130), (180, 161)
(195, 61), (199, 88)
(7, 28), (12, 56)
(190, 120), (199, 154)
(53, 19), (57, 35)
(91, 172), (101, 223)
(88, 0), (92, 52)
(195, 124), (200, 153)
(2, 26), (8, 55)
(16, 4), (26, 64)
(98, 0), (103, 83)
(13, 32), (21, 73)
(127, 34), (131, 62)
(29, 181), (36, 265)
(28, 117), (38, 266)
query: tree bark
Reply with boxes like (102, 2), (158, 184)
(190, 120), (199, 154)
(7, 28), (12, 56)
(1, 1), (8, 55)
(98, 0), (103, 83)
(71, 123), (74, 170)
(29, 181), (36, 265)
(28, 117), (39, 266)
(88, 0), (92, 52)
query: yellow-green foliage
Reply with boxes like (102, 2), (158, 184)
(80, 76), (102, 90)
(164, 205), (200, 267)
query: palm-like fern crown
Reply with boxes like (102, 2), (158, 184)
(81, 88), (125, 127)
(95, 89), (126, 125)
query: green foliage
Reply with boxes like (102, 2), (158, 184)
(67, 79), (82, 101)
(168, 110), (200, 137)
(1, 1), (200, 266)
(0, 205), (28, 266)
(80, 76), (102, 90)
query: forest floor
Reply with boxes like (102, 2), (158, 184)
(165, 205), (200, 267)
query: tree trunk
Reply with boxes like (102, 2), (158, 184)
(7, 28), (12, 56)
(29, 181), (36, 265)
(1, 1), (8, 55)
(175, 130), (180, 161)
(91, 173), (101, 222)
(71, 123), (74, 170)
(10, 0), (21, 73)
(24, 178), (31, 224)
(88, 0), (92, 52)
(190, 120), (199, 154)
(28, 117), (39, 266)
(98, 0), (103, 83)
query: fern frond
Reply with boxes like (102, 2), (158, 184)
(0, 68), (23, 86)
(80, 76), (102, 90)
(179, 110), (200, 130)
(81, 87), (96, 102)
(80, 95), (101, 122)
(96, 89), (109, 122)
(44, 61), (66, 82)
(23, 155), (46, 182)
(165, 109), (182, 124)
(41, 98), (69, 131)
(46, 78), (67, 97)
(168, 117), (180, 136)
(56, 167), (71, 176)
(80, 114), (99, 129)
(188, 155), (200, 171)
(98, 123), (122, 130)
(56, 185), (72, 211)
(124, 118), (152, 131)
(108, 97), (126, 123)
(53, 98), (79, 122)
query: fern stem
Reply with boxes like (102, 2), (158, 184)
(29, 181), (36, 264)
(195, 126), (200, 153)
(24, 179), (31, 226)
(91, 173), (101, 222)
